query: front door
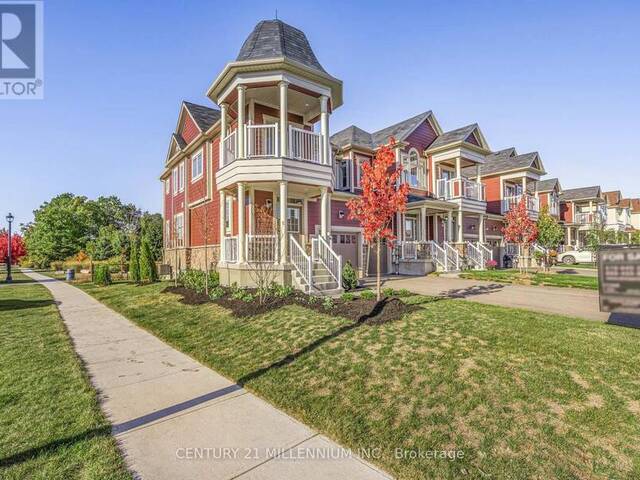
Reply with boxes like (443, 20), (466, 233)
(287, 206), (302, 243)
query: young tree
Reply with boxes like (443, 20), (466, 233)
(246, 204), (279, 304)
(140, 213), (163, 261)
(536, 206), (564, 271)
(139, 236), (158, 283)
(0, 231), (27, 264)
(502, 197), (538, 274)
(193, 205), (215, 295)
(128, 236), (141, 283)
(347, 139), (409, 300)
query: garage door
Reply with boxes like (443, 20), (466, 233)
(331, 232), (359, 268)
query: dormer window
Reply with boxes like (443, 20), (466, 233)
(401, 149), (427, 189)
(335, 159), (350, 190)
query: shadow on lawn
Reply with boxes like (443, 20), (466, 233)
(236, 298), (403, 386)
(0, 426), (111, 468)
(439, 283), (505, 299)
(0, 299), (59, 312)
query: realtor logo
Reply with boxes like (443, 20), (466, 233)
(0, 1), (43, 98)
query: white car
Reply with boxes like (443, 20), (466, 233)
(557, 249), (594, 265)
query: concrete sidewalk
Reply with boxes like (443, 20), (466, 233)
(23, 270), (391, 480)
(372, 274), (609, 322)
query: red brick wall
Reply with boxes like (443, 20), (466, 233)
(561, 202), (572, 223)
(484, 176), (502, 214)
(539, 193), (549, 209)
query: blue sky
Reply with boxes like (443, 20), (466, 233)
(2, 0), (639, 228)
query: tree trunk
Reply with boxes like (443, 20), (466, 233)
(376, 239), (381, 301)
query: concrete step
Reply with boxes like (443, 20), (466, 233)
(314, 281), (339, 291)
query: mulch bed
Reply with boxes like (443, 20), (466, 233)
(162, 286), (415, 324)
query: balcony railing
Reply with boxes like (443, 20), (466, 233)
(289, 126), (322, 164)
(436, 177), (485, 201)
(549, 201), (560, 216)
(219, 124), (327, 168)
(502, 194), (539, 215)
(246, 235), (278, 263)
(575, 211), (606, 225)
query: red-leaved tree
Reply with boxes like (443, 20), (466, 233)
(502, 197), (538, 274)
(347, 139), (409, 300)
(0, 231), (27, 265)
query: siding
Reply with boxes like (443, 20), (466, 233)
(561, 202), (573, 223)
(484, 176), (502, 214)
(181, 113), (200, 144)
(404, 120), (438, 197)
(465, 131), (480, 146)
(188, 143), (208, 204)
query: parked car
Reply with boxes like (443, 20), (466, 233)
(557, 249), (595, 265)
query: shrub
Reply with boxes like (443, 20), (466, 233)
(129, 238), (141, 283)
(50, 261), (64, 271)
(382, 287), (395, 297)
(360, 290), (375, 300)
(342, 261), (358, 291)
(209, 286), (226, 300)
(341, 292), (355, 301)
(93, 264), (111, 286)
(231, 287), (253, 302)
(486, 259), (498, 270)
(139, 237), (158, 283)
(178, 269), (220, 294)
(395, 288), (411, 297)
(322, 296), (334, 309)
(269, 282), (293, 298)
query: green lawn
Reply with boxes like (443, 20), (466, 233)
(0, 279), (131, 479)
(460, 269), (599, 290)
(78, 280), (640, 479)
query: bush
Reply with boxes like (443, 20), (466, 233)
(93, 264), (111, 286)
(342, 261), (358, 291)
(178, 269), (220, 294)
(231, 287), (253, 302)
(360, 290), (375, 300)
(50, 261), (64, 271)
(341, 292), (355, 301)
(139, 237), (158, 283)
(395, 288), (411, 297)
(129, 238), (140, 283)
(382, 287), (395, 297)
(269, 283), (294, 298)
(322, 296), (334, 309)
(209, 286), (226, 300)
(485, 259), (498, 270)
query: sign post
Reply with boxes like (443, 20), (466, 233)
(598, 245), (640, 314)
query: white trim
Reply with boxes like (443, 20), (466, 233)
(190, 148), (204, 182)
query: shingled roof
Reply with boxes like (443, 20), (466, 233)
(631, 199), (640, 213)
(469, 149), (544, 176)
(331, 111), (435, 151)
(527, 177), (560, 193)
(427, 124), (480, 150)
(560, 186), (602, 202)
(236, 19), (327, 74)
(603, 190), (622, 206)
(183, 101), (221, 132)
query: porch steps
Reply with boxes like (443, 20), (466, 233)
(292, 261), (342, 296)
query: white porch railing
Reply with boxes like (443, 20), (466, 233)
(443, 242), (460, 271)
(436, 177), (485, 201)
(575, 211), (605, 225)
(313, 235), (342, 287)
(222, 130), (237, 167)
(466, 241), (483, 269)
(478, 243), (493, 263)
(401, 241), (418, 260)
(246, 235), (278, 263)
(502, 194), (539, 214)
(289, 126), (322, 164)
(428, 241), (447, 271)
(290, 236), (312, 293)
(223, 236), (238, 263)
(549, 201), (560, 216)
(504, 243), (519, 256)
(245, 124), (278, 158)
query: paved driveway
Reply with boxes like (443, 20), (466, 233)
(373, 275), (609, 322)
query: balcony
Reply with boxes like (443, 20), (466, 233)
(436, 177), (485, 201)
(217, 124), (332, 190)
(575, 211), (606, 225)
(501, 194), (539, 217)
(549, 201), (560, 216)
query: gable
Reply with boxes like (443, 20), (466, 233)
(180, 113), (200, 144)
(405, 119), (438, 151)
(465, 131), (480, 146)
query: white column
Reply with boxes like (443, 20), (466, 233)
(237, 86), (246, 158)
(320, 95), (330, 165)
(447, 211), (453, 242)
(320, 187), (329, 237)
(457, 210), (464, 243)
(279, 81), (288, 157)
(219, 190), (226, 261)
(279, 181), (288, 262)
(237, 183), (246, 262)
(476, 164), (481, 184)
(522, 176), (527, 193)
(567, 227), (572, 246)
(302, 197), (309, 245)
(249, 186), (255, 234)
(421, 207), (427, 241)
(433, 215), (439, 243)
(455, 157), (462, 178)
(220, 103), (228, 164)
(479, 215), (486, 243)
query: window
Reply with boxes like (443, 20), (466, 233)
(225, 197), (233, 233)
(286, 207), (301, 233)
(404, 216), (417, 241)
(164, 180), (170, 194)
(165, 220), (170, 246)
(172, 167), (178, 194)
(174, 213), (184, 246)
(335, 159), (350, 190)
(355, 155), (367, 187)
(178, 162), (185, 192)
(191, 150), (203, 181)
(401, 149), (426, 188)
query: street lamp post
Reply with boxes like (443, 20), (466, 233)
(6, 213), (14, 283)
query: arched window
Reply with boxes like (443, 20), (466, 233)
(402, 149), (427, 188)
